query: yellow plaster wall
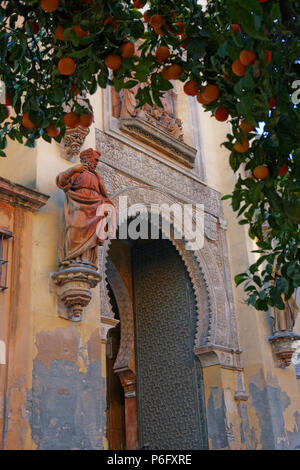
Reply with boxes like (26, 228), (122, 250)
(196, 100), (300, 448)
(0, 84), (299, 449)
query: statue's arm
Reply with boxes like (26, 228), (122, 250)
(56, 165), (85, 190)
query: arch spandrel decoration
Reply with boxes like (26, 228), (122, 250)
(99, 185), (248, 400)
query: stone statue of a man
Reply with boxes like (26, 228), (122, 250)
(56, 148), (116, 269)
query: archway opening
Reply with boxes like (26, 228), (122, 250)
(105, 217), (208, 450)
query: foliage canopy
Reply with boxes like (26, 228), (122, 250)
(0, 0), (299, 311)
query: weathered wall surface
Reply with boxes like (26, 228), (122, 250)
(0, 83), (299, 450)
(198, 105), (300, 449)
(0, 89), (107, 450)
(28, 325), (105, 450)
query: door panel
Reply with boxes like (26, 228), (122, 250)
(133, 239), (207, 450)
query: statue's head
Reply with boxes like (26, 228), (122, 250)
(80, 148), (101, 171)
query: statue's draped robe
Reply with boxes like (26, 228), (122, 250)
(57, 169), (116, 264)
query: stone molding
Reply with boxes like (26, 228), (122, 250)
(119, 117), (197, 168)
(0, 176), (49, 212)
(268, 332), (300, 368)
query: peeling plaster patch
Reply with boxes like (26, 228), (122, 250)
(27, 326), (106, 450)
(28, 360), (105, 450)
(34, 326), (80, 369)
(249, 370), (289, 450)
(280, 390), (291, 411)
(206, 387), (228, 449)
(237, 402), (257, 450)
(287, 411), (300, 450)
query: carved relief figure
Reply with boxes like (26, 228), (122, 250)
(271, 295), (299, 334)
(120, 81), (140, 119)
(269, 268), (299, 334)
(56, 148), (116, 269)
(114, 81), (184, 142)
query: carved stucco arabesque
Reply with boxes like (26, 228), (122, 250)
(96, 129), (248, 401)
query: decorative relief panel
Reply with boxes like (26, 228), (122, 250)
(95, 129), (222, 219)
(111, 82), (198, 168)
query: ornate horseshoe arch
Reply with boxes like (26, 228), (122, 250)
(100, 184), (249, 453)
(99, 185), (245, 372)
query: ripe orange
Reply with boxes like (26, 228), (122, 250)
(105, 54), (122, 70)
(196, 92), (210, 105)
(183, 80), (198, 96)
(264, 49), (272, 64)
(150, 14), (163, 28)
(22, 113), (36, 129)
(175, 22), (185, 35)
(232, 24), (241, 33)
(155, 46), (170, 63)
(239, 50), (257, 66)
(74, 24), (89, 38)
(153, 26), (164, 36)
(162, 68), (171, 80)
(232, 59), (247, 77)
(269, 97), (277, 109)
(64, 112), (80, 128)
(233, 138), (249, 153)
(167, 64), (183, 80)
(79, 112), (93, 128)
(121, 42), (135, 58)
(58, 57), (76, 76)
(240, 120), (255, 133)
(46, 123), (60, 137)
(214, 108), (229, 122)
(26, 20), (40, 34)
(202, 84), (219, 103)
(55, 25), (65, 41)
(40, 0), (59, 13)
(253, 165), (269, 180)
(133, 0), (146, 8)
(278, 163), (288, 176)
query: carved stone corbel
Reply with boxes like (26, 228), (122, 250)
(58, 125), (90, 161)
(268, 332), (300, 368)
(51, 266), (101, 321)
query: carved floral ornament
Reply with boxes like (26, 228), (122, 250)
(57, 97), (91, 161)
(57, 125), (90, 161)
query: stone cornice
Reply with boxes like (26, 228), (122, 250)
(0, 176), (49, 212)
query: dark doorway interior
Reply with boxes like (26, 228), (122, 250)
(106, 230), (208, 450)
(132, 239), (208, 450)
(106, 285), (126, 450)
